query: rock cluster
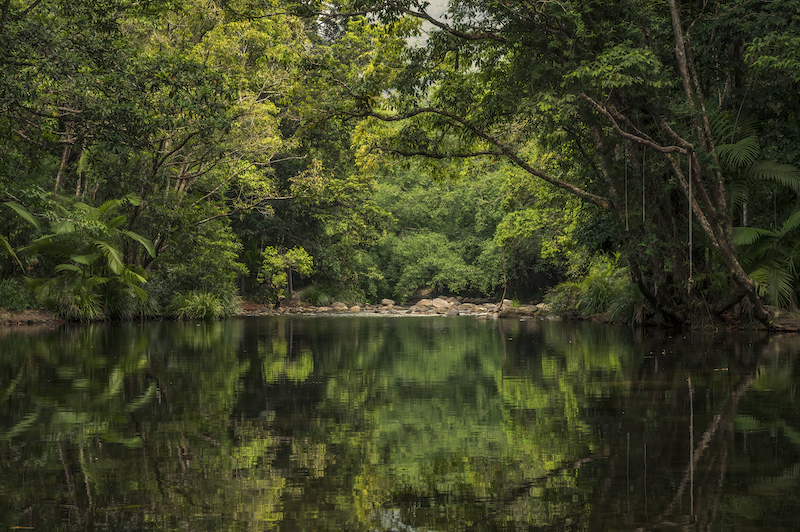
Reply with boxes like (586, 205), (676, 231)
(239, 298), (550, 319)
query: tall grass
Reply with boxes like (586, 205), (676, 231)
(299, 284), (366, 306)
(167, 290), (241, 320)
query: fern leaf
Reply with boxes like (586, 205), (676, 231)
(94, 240), (125, 275)
(728, 181), (750, 208)
(750, 264), (796, 308)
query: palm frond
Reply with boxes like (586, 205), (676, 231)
(708, 107), (735, 140)
(122, 230), (156, 257)
(750, 264), (796, 308)
(728, 181), (750, 208)
(52, 220), (75, 234)
(733, 226), (773, 246)
(1, 235), (24, 270)
(733, 114), (760, 139)
(54, 263), (83, 275)
(94, 240), (125, 275)
(746, 161), (800, 193)
(777, 210), (800, 237)
(717, 135), (760, 168)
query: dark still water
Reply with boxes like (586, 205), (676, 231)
(1, 316), (799, 531)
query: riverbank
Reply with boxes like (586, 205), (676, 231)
(237, 297), (547, 319)
(5, 298), (800, 332)
(0, 297), (541, 327)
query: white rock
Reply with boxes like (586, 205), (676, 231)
(431, 297), (451, 308)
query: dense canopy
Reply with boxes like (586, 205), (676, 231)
(2, 0), (799, 326)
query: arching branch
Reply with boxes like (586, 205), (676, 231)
(348, 107), (613, 211)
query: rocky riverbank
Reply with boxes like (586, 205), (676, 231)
(238, 297), (548, 319)
(0, 298), (546, 328)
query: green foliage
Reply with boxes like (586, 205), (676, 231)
(7, 195), (156, 320)
(377, 231), (483, 302)
(733, 211), (800, 309)
(544, 259), (641, 323)
(0, 278), (39, 311)
(713, 109), (800, 309)
(167, 290), (242, 320)
(148, 218), (247, 307)
(257, 246), (313, 306)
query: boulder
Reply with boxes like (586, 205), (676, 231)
(331, 301), (348, 310)
(431, 297), (451, 309)
(416, 299), (433, 308)
(381, 298), (396, 306)
(349, 305), (361, 312)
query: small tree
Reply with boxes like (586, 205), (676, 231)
(257, 246), (313, 307)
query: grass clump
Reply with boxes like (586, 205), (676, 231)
(168, 290), (241, 320)
(299, 284), (366, 306)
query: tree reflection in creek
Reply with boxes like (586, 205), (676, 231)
(1, 317), (799, 530)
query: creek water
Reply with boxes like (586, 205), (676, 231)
(1, 315), (799, 531)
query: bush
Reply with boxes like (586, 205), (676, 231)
(148, 219), (247, 307)
(299, 284), (366, 306)
(543, 258), (648, 323)
(32, 276), (105, 321)
(542, 280), (583, 319)
(167, 290), (241, 320)
(0, 278), (39, 311)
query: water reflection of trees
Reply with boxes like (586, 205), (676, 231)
(1, 318), (799, 531)
(0, 321), (284, 531)
(584, 328), (800, 531)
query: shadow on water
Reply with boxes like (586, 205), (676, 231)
(1, 316), (799, 530)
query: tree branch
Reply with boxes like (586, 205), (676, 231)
(347, 107), (612, 210)
(580, 94), (688, 154)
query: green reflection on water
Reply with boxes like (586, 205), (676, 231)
(1, 317), (800, 531)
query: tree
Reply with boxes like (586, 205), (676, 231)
(257, 245), (313, 306)
(314, 0), (800, 326)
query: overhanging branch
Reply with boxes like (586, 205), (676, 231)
(348, 107), (612, 211)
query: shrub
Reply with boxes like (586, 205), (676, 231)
(0, 278), (39, 311)
(167, 290), (241, 320)
(299, 284), (365, 306)
(32, 276), (105, 321)
(543, 258), (647, 323)
(543, 280), (583, 319)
